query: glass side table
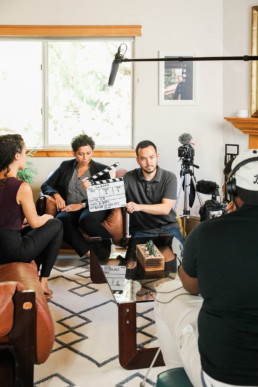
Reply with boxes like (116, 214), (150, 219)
(89, 235), (177, 369)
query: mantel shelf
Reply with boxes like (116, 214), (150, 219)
(224, 117), (258, 148)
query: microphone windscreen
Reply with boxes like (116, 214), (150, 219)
(108, 61), (120, 87)
(179, 133), (192, 145)
(196, 180), (218, 194)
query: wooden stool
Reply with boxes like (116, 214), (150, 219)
(157, 368), (193, 387)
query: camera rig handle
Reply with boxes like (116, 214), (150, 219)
(192, 163), (199, 169)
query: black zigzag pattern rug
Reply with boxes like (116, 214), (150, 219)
(34, 255), (166, 387)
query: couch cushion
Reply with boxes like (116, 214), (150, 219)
(44, 194), (58, 217)
(0, 261), (55, 364)
(102, 207), (123, 240)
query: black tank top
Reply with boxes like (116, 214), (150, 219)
(0, 177), (25, 230)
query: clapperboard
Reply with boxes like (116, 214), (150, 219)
(102, 265), (126, 291)
(87, 162), (126, 212)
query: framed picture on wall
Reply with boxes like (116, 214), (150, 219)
(159, 51), (197, 105)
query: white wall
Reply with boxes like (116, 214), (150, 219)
(223, 0), (258, 152)
(1, 0), (253, 215)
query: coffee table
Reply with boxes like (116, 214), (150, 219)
(89, 235), (177, 370)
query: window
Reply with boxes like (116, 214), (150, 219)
(0, 38), (132, 149)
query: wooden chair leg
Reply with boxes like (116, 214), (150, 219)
(0, 347), (15, 387)
(9, 290), (36, 387)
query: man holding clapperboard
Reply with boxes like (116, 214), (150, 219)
(83, 139), (183, 268)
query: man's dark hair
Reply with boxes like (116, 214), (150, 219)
(71, 134), (95, 152)
(0, 134), (24, 178)
(136, 140), (157, 156)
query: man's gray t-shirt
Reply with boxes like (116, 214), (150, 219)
(123, 166), (179, 234)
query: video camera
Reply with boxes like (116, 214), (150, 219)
(178, 133), (195, 163)
(178, 143), (195, 161)
(196, 180), (228, 221)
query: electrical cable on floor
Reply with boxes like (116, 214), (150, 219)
(139, 348), (161, 387)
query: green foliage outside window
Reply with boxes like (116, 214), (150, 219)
(0, 40), (132, 148)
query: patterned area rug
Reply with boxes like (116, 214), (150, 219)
(34, 255), (166, 387)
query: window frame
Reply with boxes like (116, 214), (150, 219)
(0, 25), (141, 157)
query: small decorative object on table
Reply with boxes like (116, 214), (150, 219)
(136, 240), (164, 271)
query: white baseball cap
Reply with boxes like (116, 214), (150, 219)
(231, 149), (258, 204)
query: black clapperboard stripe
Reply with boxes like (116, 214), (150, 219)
(88, 162), (120, 183)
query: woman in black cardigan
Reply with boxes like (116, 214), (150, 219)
(41, 134), (111, 257)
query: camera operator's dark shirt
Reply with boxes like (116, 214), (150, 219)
(123, 166), (179, 234)
(182, 204), (258, 385)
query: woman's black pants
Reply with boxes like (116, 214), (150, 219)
(0, 218), (63, 277)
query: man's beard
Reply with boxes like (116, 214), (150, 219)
(144, 165), (157, 174)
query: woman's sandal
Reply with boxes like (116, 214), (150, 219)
(44, 293), (53, 301)
(43, 288), (53, 301)
(43, 288), (53, 295)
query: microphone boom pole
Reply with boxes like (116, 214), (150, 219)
(108, 44), (258, 86)
(119, 55), (258, 63)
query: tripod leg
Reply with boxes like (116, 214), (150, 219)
(183, 173), (191, 220)
(173, 175), (185, 212)
(191, 176), (203, 206)
(178, 173), (191, 238)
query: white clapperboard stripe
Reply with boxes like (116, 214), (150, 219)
(88, 162), (120, 184)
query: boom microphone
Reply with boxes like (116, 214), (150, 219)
(108, 44), (127, 87)
(108, 61), (120, 87)
(178, 133), (192, 145)
(196, 180), (218, 195)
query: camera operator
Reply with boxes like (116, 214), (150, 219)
(154, 149), (258, 386)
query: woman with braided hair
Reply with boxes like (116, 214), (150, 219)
(0, 134), (63, 300)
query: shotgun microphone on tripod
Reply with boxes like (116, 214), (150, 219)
(178, 133), (192, 145)
(177, 133), (198, 167)
(196, 180), (218, 195)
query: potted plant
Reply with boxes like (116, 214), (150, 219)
(17, 150), (37, 184)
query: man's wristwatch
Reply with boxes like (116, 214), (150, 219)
(81, 202), (87, 209)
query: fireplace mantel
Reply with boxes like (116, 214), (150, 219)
(224, 117), (258, 148)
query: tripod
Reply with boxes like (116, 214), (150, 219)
(174, 158), (203, 237)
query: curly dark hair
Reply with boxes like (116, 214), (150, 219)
(0, 134), (24, 178)
(71, 134), (95, 153)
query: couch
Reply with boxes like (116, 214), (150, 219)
(0, 261), (55, 386)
